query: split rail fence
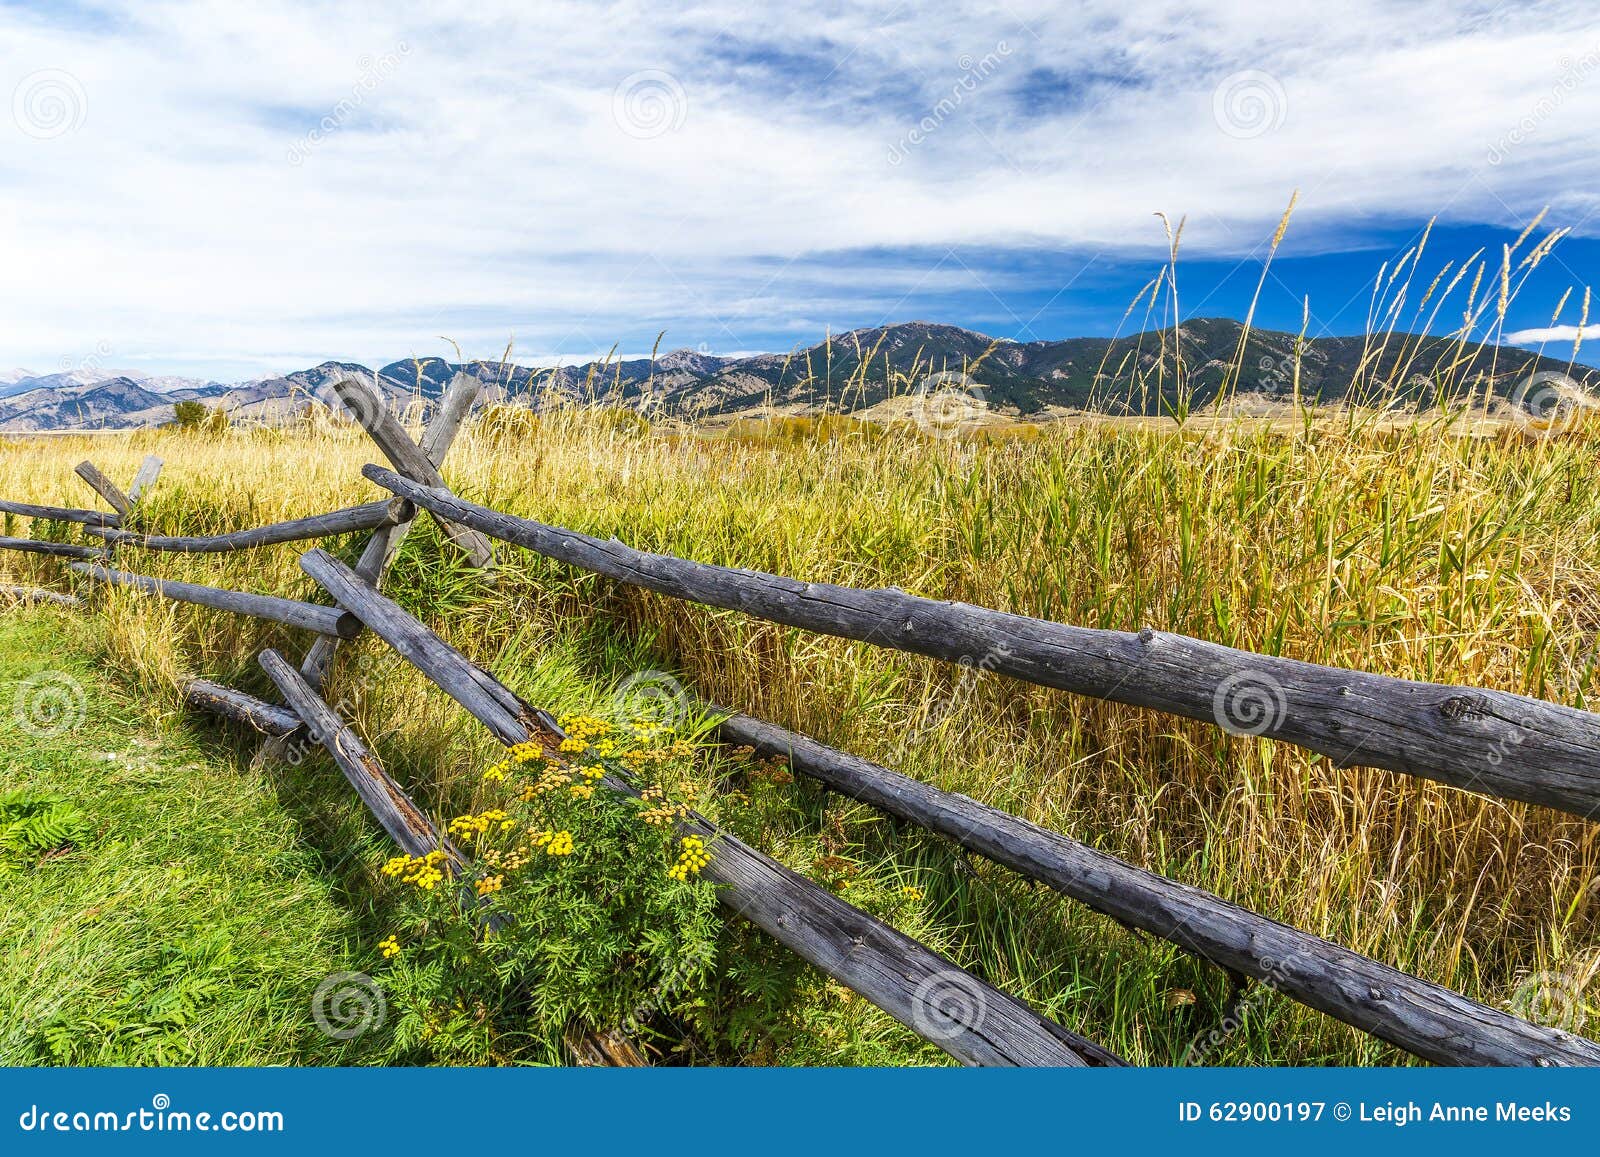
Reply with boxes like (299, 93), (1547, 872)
(4, 374), (1599, 1068)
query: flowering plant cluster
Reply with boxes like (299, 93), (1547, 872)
(375, 714), (721, 1063)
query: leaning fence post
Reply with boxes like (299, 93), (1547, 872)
(329, 376), (494, 569)
(72, 461), (132, 516)
(296, 372), (485, 694)
(127, 455), (164, 504)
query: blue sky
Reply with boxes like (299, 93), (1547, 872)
(1, 1), (1597, 380)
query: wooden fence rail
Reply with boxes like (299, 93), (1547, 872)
(0, 497), (122, 527)
(714, 709), (1600, 1066)
(297, 546), (1120, 1068)
(70, 562), (361, 638)
(364, 466), (1600, 822)
(87, 498), (412, 554)
(0, 537), (107, 560)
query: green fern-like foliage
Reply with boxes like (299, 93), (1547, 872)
(0, 790), (93, 871)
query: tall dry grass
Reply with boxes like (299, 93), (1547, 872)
(3, 407), (1598, 1063)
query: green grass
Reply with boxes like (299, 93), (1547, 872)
(0, 608), (380, 1065)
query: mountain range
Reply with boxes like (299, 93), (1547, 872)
(0, 319), (1589, 433)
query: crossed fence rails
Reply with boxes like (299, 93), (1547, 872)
(3, 372), (1598, 1067)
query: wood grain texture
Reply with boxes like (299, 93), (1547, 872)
(0, 497), (122, 528)
(300, 545), (1115, 1067)
(330, 377), (494, 567)
(259, 648), (463, 863)
(184, 678), (301, 735)
(127, 455), (164, 504)
(367, 466), (1600, 821)
(73, 461), (131, 516)
(86, 498), (410, 554)
(70, 561), (362, 638)
(716, 710), (1600, 1066)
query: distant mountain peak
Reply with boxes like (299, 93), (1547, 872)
(2, 318), (1592, 432)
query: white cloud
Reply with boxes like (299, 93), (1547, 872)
(0, 1), (1598, 375)
(1504, 324), (1599, 346)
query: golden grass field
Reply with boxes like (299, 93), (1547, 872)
(3, 407), (1599, 1064)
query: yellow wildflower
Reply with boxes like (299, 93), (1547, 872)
(475, 874), (504, 897)
(667, 834), (713, 880)
(379, 935), (401, 959)
(547, 830), (574, 856)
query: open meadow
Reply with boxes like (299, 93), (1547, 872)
(2, 407), (1597, 1065)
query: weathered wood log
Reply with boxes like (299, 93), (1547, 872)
(0, 536), (107, 560)
(259, 648), (463, 863)
(330, 378), (494, 568)
(127, 455), (163, 503)
(716, 709), (1600, 1067)
(86, 498), (411, 554)
(73, 461), (132, 515)
(298, 372), (485, 692)
(0, 584), (81, 608)
(367, 466), (1600, 821)
(69, 562), (362, 639)
(300, 548), (529, 737)
(184, 678), (301, 735)
(300, 546), (1115, 1067)
(0, 497), (121, 528)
